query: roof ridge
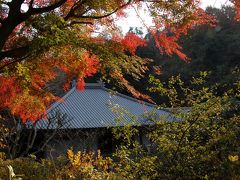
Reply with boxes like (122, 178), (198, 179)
(83, 82), (162, 109)
(85, 83), (104, 89)
(48, 83), (163, 113)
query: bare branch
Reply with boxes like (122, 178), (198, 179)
(67, 20), (93, 26)
(33, 128), (58, 155)
(0, 127), (12, 158)
(33, 112), (72, 155)
(0, 18), (4, 24)
(171, 99), (219, 162)
(20, 125), (37, 156)
(0, 46), (29, 61)
(28, 0), (35, 10)
(0, 55), (29, 73)
(8, 0), (25, 13)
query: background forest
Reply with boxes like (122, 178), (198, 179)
(127, 6), (240, 105)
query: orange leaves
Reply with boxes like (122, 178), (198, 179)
(0, 46), (99, 123)
(54, 46), (99, 91)
(102, 32), (146, 56)
(82, 51), (99, 77)
(0, 76), (20, 109)
(121, 32), (147, 55)
(59, 0), (76, 16)
(192, 8), (216, 28)
(152, 30), (189, 61)
(73, 52), (99, 91)
(76, 78), (85, 91)
(0, 76), (50, 122)
(148, 5), (216, 61)
(231, 0), (240, 21)
(8, 90), (50, 123)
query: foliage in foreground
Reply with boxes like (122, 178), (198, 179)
(0, 150), (115, 180)
(111, 71), (240, 179)
(0, 72), (239, 179)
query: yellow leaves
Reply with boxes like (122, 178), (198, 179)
(65, 149), (114, 179)
(228, 155), (239, 162)
(16, 63), (31, 85)
(0, 152), (6, 160)
(68, 150), (83, 167)
(67, 149), (93, 168)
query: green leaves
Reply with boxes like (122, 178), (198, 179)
(111, 72), (240, 179)
(16, 63), (31, 84)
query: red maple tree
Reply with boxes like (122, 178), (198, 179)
(0, 0), (237, 122)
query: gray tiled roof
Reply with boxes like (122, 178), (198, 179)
(34, 83), (173, 129)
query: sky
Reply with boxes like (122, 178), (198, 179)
(201, 0), (228, 9)
(117, 0), (231, 34)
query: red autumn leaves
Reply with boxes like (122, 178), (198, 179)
(0, 48), (99, 122)
(1, 0), (240, 123)
(121, 32), (147, 55)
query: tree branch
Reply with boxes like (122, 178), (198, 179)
(75, 0), (132, 20)
(33, 112), (71, 155)
(64, 0), (89, 21)
(67, 20), (93, 26)
(0, 55), (29, 72)
(0, 18), (4, 24)
(28, 0), (35, 11)
(171, 100), (219, 162)
(27, 0), (67, 16)
(0, 46), (29, 61)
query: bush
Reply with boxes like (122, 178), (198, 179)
(112, 72), (240, 179)
(0, 154), (56, 179)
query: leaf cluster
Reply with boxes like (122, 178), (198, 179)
(112, 72), (240, 179)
